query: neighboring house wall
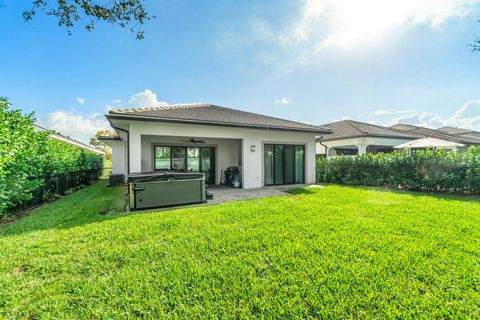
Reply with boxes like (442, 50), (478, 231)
(126, 120), (316, 189)
(318, 136), (415, 156)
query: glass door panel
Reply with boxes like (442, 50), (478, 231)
(264, 144), (305, 186)
(284, 145), (296, 184)
(187, 147), (200, 172)
(295, 146), (304, 183)
(264, 145), (274, 185)
(154, 146), (171, 170)
(200, 147), (215, 185)
(274, 145), (284, 185)
(171, 147), (186, 171)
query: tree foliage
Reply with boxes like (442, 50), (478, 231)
(317, 149), (480, 194)
(23, 0), (153, 39)
(90, 129), (114, 160)
(0, 97), (103, 216)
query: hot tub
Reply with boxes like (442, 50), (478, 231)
(128, 172), (206, 210)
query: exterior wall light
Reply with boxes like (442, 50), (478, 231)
(251, 145), (256, 152)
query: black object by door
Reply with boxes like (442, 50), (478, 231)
(264, 144), (304, 186)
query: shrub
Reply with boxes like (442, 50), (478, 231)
(0, 98), (104, 216)
(316, 148), (480, 194)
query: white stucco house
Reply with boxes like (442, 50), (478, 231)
(34, 124), (105, 156)
(100, 104), (331, 189)
(316, 120), (420, 157)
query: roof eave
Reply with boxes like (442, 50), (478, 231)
(106, 113), (333, 134)
(320, 133), (419, 142)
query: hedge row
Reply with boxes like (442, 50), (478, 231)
(316, 148), (480, 194)
(0, 98), (103, 216)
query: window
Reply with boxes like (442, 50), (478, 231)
(155, 146), (170, 170)
(154, 146), (215, 184)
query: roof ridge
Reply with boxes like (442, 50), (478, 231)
(344, 120), (369, 134)
(394, 123), (464, 143)
(111, 103), (210, 114)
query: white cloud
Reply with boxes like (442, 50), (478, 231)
(37, 108), (111, 144)
(374, 109), (417, 116)
(128, 89), (168, 108)
(76, 97), (85, 105)
(223, 0), (479, 67)
(273, 97), (294, 104)
(288, 0), (478, 55)
(377, 100), (480, 130)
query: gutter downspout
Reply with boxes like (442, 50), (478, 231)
(316, 136), (328, 157)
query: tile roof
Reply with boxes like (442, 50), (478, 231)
(437, 126), (475, 135)
(436, 126), (480, 144)
(107, 103), (331, 133)
(317, 120), (421, 141)
(390, 124), (480, 144)
(34, 125), (105, 155)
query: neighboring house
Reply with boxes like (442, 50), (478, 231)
(437, 126), (480, 145)
(34, 124), (105, 156)
(100, 104), (331, 189)
(390, 124), (480, 147)
(316, 120), (420, 156)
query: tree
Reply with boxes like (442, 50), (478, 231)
(0, 97), (50, 214)
(23, 0), (153, 39)
(470, 37), (480, 51)
(90, 129), (114, 160)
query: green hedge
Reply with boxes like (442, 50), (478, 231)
(0, 98), (103, 216)
(316, 148), (480, 194)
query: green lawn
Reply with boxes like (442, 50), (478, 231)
(1, 181), (480, 319)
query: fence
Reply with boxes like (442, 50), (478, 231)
(5, 168), (102, 217)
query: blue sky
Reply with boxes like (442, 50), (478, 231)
(1, 0), (480, 142)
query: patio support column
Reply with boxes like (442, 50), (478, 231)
(356, 144), (367, 155)
(242, 138), (262, 189)
(129, 130), (142, 174)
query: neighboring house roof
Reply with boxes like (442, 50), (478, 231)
(107, 103), (332, 134)
(97, 135), (121, 141)
(317, 120), (420, 141)
(436, 126), (480, 143)
(437, 126), (476, 135)
(34, 124), (106, 155)
(394, 137), (465, 149)
(390, 123), (480, 144)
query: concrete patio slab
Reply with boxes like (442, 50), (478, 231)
(206, 184), (306, 205)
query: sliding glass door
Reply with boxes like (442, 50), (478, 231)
(264, 144), (304, 186)
(154, 146), (215, 184)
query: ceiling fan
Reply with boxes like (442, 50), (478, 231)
(179, 138), (206, 144)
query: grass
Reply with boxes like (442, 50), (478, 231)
(1, 181), (480, 319)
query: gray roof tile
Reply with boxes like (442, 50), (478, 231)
(390, 124), (480, 144)
(108, 104), (332, 133)
(318, 120), (420, 141)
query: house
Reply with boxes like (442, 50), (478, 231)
(316, 120), (420, 156)
(436, 126), (480, 145)
(100, 104), (331, 189)
(34, 124), (105, 156)
(390, 124), (480, 148)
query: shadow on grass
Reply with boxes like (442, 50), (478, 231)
(0, 180), (128, 237)
(284, 187), (320, 195)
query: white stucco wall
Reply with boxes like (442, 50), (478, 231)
(108, 140), (127, 175)
(114, 119), (317, 189)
